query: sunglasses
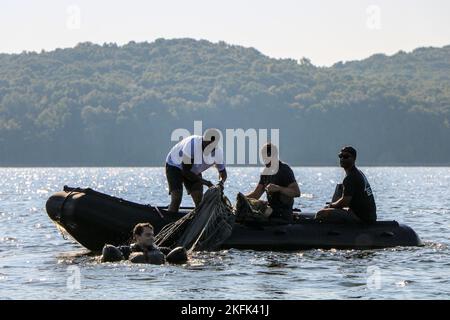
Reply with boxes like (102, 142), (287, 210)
(338, 153), (352, 160)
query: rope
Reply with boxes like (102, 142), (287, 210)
(155, 186), (235, 252)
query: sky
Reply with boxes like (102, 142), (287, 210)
(1, 0), (449, 66)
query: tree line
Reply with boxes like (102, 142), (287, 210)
(0, 39), (449, 165)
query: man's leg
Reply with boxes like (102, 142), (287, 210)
(166, 164), (184, 213)
(315, 208), (361, 223)
(168, 190), (182, 213)
(190, 190), (203, 207)
(185, 173), (204, 208)
(270, 208), (293, 223)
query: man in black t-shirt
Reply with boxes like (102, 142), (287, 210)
(246, 143), (301, 222)
(316, 146), (377, 224)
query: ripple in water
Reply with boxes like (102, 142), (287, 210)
(0, 167), (449, 299)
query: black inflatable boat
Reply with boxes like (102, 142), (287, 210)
(46, 186), (423, 251)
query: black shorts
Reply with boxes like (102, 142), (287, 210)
(270, 207), (293, 223)
(165, 164), (203, 195)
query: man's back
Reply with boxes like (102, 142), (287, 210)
(166, 135), (225, 174)
(343, 166), (377, 223)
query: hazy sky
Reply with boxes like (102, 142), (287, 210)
(1, 0), (449, 66)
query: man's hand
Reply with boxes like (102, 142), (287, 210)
(265, 183), (281, 194)
(203, 180), (214, 188)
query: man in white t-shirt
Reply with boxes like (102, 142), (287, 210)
(165, 128), (227, 213)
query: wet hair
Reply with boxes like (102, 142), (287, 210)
(133, 223), (154, 237)
(341, 146), (357, 160)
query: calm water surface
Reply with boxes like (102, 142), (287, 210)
(0, 167), (449, 299)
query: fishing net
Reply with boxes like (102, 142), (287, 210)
(235, 192), (273, 223)
(155, 186), (235, 252)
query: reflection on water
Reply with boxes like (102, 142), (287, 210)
(0, 167), (449, 299)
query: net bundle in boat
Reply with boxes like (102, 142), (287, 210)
(235, 192), (273, 223)
(155, 186), (235, 252)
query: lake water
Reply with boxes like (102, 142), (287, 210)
(0, 167), (449, 299)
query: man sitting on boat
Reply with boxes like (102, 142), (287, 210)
(316, 146), (377, 224)
(165, 128), (227, 213)
(101, 222), (187, 264)
(245, 143), (301, 222)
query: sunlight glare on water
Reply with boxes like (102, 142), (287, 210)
(0, 167), (449, 299)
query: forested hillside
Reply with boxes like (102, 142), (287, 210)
(1, 39), (449, 165)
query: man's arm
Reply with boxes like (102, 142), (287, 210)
(330, 196), (351, 209)
(266, 182), (301, 198)
(181, 161), (212, 187)
(246, 183), (265, 200)
(218, 169), (227, 185)
(329, 176), (353, 208)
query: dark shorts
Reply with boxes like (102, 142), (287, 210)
(270, 207), (293, 223)
(165, 164), (203, 195)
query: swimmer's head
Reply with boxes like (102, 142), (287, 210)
(133, 223), (155, 248)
